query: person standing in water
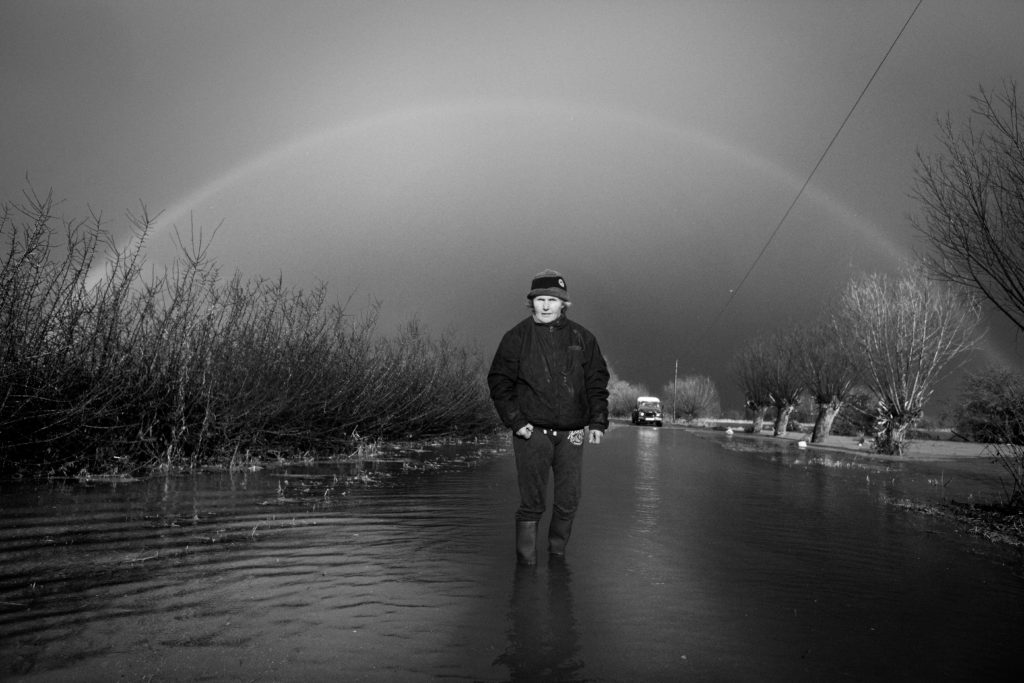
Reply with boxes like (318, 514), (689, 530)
(487, 269), (610, 565)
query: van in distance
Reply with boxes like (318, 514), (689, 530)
(631, 396), (663, 427)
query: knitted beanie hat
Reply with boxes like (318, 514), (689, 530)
(528, 269), (569, 301)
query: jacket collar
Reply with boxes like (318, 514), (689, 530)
(532, 312), (569, 329)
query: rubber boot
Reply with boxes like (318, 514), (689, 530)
(516, 520), (538, 565)
(548, 515), (574, 557)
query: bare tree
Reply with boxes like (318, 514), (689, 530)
(795, 320), (859, 443)
(663, 375), (721, 421)
(608, 375), (648, 418)
(732, 337), (773, 433)
(834, 266), (983, 455)
(911, 81), (1024, 333)
(760, 331), (804, 437)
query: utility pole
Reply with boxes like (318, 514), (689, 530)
(673, 359), (678, 425)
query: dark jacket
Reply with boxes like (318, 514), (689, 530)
(487, 314), (610, 432)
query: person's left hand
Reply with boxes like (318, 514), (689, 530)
(588, 429), (603, 444)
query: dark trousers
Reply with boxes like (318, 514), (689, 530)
(512, 428), (585, 522)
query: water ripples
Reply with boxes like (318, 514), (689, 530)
(3, 430), (1023, 681)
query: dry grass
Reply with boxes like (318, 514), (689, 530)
(684, 420), (1024, 548)
(770, 430), (990, 460)
(685, 418), (990, 460)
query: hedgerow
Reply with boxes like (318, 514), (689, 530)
(0, 188), (498, 477)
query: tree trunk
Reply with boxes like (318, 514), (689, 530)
(773, 404), (795, 436)
(749, 404), (768, 433)
(875, 417), (913, 456)
(811, 401), (842, 443)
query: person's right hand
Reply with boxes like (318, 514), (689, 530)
(516, 423), (534, 439)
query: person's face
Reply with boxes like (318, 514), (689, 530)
(531, 295), (566, 324)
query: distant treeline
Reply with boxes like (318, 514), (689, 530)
(1, 189), (499, 477)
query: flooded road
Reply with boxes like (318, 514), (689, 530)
(2, 426), (1022, 681)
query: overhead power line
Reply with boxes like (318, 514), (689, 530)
(692, 0), (924, 351)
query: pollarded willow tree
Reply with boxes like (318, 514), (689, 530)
(911, 81), (1024, 334)
(795, 320), (859, 443)
(731, 337), (773, 433)
(834, 266), (983, 455)
(759, 330), (804, 437)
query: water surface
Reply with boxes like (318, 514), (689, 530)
(2, 427), (1021, 681)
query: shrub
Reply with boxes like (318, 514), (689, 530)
(663, 375), (721, 421)
(953, 367), (1024, 445)
(0, 188), (499, 476)
(608, 377), (647, 418)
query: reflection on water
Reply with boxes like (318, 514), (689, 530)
(633, 427), (661, 537)
(495, 561), (581, 681)
(1, 429), (1022, 681)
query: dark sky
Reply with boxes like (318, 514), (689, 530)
(3, 1), (1023, 410)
